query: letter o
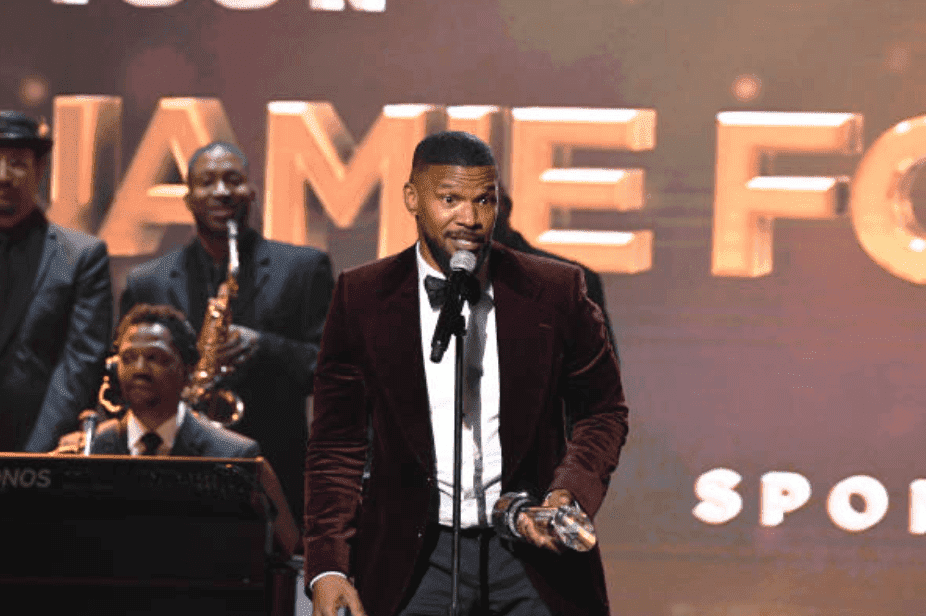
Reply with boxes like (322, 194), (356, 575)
(19, 468), (36, 488)
(851, 116), (926, 284)
(827, 475), (888, 532)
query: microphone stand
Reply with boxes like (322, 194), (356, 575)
(428, 251), (478, 616)
(448, 312), (467, 616)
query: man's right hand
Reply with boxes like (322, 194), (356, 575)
(313, 574), (366, 616)
(52, 430), (86, 455)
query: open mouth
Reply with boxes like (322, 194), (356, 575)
(449, 236), (484, 251)
(127, 377), (155, 390)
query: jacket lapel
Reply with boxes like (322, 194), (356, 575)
(167, 247), (192, 319)
(171, 412), (207, 457)
(95, 415), (131, 455)
(490, 245), (556, 483)
(0, 225), (57, 358)
(375, 247), (435, 475)
(116, 416), (131, 455)
(243, 235), (271, 316)
(30, 224), (57, 294)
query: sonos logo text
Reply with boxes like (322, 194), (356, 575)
(0, 468), (52, 489)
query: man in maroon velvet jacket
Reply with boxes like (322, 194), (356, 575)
(304, 132), (629, 616)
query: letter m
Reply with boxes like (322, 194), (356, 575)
(264, 102), (441, 256)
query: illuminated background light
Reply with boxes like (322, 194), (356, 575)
(18, 76), (49, 107)
(731, 74), (762, 103)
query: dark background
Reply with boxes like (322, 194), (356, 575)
(5, 1), (926, 613)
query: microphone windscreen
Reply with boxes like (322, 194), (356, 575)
(450, 250), (477, 273)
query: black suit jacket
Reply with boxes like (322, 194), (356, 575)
(90, 410), (261, 458)
(119, 233), (333, 517)
(304, 244), (629, 616)
(0, 223), (113, 452)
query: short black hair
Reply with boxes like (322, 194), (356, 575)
(186, 141), (249, 185)
(410, 131), (496, 180)
(115, 304), (199, 367)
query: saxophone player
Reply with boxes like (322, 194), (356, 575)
(120, 142), (334, 520)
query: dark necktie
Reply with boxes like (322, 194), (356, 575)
(139, 432), (163, 456)
(424, 275), (448, 309)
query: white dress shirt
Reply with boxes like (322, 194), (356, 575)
(311, 246), (506, 589)
(416, 244), (503, 528)
(126, 402), (187, 456)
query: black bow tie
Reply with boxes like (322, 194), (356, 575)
(424, 275), (482, 309)
(424, 275), (449, 309)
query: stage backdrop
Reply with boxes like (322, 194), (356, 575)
(6, 1), (926, 613)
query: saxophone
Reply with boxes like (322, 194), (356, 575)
(181, 219), (245, 427)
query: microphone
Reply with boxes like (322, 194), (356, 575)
(430, 250), (478, 363)
(79, 409), (101, 456)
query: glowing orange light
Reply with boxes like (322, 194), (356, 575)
(19, 76), (49, 107)
(731, 74), (761, 102)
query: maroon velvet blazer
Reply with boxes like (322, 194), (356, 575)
(304, 243), (628, 616)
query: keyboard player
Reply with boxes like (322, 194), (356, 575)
(56, 303), (259, 458)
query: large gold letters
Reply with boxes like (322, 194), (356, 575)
(45, 96), (926, 283)
(509, 107), (655, 274)
(264, 102), (440, 254)
(850, 116), (926, 284)
(712, 112), (863, 277)
(47, 96), (122, 233)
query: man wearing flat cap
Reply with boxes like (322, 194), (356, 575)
(0, 111), (113, 452)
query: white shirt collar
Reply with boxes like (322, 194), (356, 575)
(127, 402), (188, 456)
(416, 242), (445, 279)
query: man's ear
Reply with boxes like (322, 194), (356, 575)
(403, 181), (418, 217)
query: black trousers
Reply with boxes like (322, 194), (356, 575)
(396, 526), (553, 616)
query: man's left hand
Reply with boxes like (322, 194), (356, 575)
(515, 488), (574, 553)
(217, 324), (260, 367)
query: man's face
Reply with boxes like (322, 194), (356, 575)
(0, 146), (42, 230)
(117, 323), (188, 413)
(403, 164), (498, 274)
(184, 146), (254, 237)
